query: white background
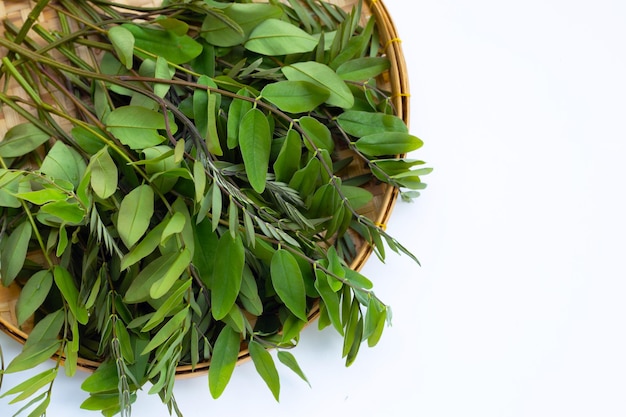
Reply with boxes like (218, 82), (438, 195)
(3, 0), (626, 416)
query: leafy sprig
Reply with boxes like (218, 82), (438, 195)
(0, 0), (430, 415)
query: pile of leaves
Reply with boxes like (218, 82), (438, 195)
(0, 0), (429, 415)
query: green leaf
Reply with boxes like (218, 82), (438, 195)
(277, 350), (310, 387)
(201, 3), (283, 47)
(161, 211), (186, 244)
(141, 306), (188, 355)
(337, 110), (408, 137)
(261, 81), (329, 114)
(248, 341), (280, 401)
(142, 278), (192, 332)
(1, 221), (32, 286)
(339, 185), (373, 210)
(239, 266), (263, 316)
(336, 56), (391, 81)
(81, 361), (118, 394)
(39, 200), (85, 225)
(208, 326), (241, 399)
(226, 89), (252, 149)
(149, 247), (192, 299)
(122, 23), (202, 64)
(194, 75), (223, 156)
(124, 250), (188, 303)
(155, 17), (189, 36)
(16, 270), (53, 326)
(270, 249), (307, 321)
(299, 116), (334, 153)
(14, 188), (67, 205)
(314, 269), (343, 335)
(40, 141), (87, 189)
(245, 19), (318, 55)
(105, 106), (166, 150)
(4, 339), (61, 373)
(192, 218), (219, 288)
(120, 218), (167, 270)
(0, 123), (49, 158)
(0, 368), (56, 403)
(273, 129), (301, 183)
(53, 266), (89, 324)
(114, 319), (134, 363)
(212, 233), (245, 320)
(71, 125), (106, 154)
(108, 25), (135, 69)
(282, 61), (354, 109)
(354, 132), (423, 156)
(239, 108), (271, 194)
(89, 146), (118, 199)
(23, 309), (64, 349)
(117, 184), (154, 248)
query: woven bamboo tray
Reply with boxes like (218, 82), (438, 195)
(0, 0), (410, 377)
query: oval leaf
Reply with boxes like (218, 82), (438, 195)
(261, 81), (329, 114)
(105, 106), (166, 150)
(122, 23), (202, 64)
(239, 108), (271, 193)
(270, 249), (307, 321)
(16, 270), (53, 326)
(1, 221), (32, 286)
(117, 184), (154, 248)
(245, 19), (318, 55)
(212, 233), (245, 320)
(282, 61), (354, 109)
(248, 341), (280, 401)
(336, 56), (391, 81)
(209, 326), (241, 399)
(354, 132), (423, 156)
(149, 247), (192, 299)
(0, 123), (49, 158)
(108, 25), (135, 69)
(90, 146), (118, 199)
(337, 110), (408, 137)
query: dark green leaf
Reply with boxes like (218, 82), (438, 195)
(226, 89), (252, 149)
(16, 270), (53, 326)
(117, 184), (154, 248)
(270, 249), (307, 321)
(194, 75), (223, 156)
(1, 220), (32, 286)
(248, 341), (280, 401)
(0, 123), (49, 158)
(354, 132), (423, 156)
(245, 19), (318, 55)
(314, 269), (343, 335)
(337, 110), (408, 137)
(81, 361), (118, 394)
(336, 57), (391, 81)
(53, 266), (89, 324)
(212, 233), (245, 320)
(122, 23), (202, 64)
(299, 116), (334, 153)
(209, 326), (241, 399)
(261, 81), (329, 113)
(239, 108), (272, 193)
(273, 129), (301, 183)
(282, 61), (353, 109)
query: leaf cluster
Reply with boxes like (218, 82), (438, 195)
(0, 0), (430, 415)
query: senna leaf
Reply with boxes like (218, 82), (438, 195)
(108, 25), (135, 69)
(114, 319), (134, 363)
(120, 218), (167, 270)
(149, 247), (192, 299)
(209, 326), (241, 399)
(354, 132), (423, 156)
(336, 56), (391, 81)
(261, 81), (329, 113)
(121, 23), (202, 64)
(24, 309), (64, 349)
(40, 141), (87, 189)
(194, 75), (223, 156)
(212, 233), (245, 320)
(270, 249), (307, 321)
(226, 89), (252, 149)
(273, 129), (301, 183)
(277, 351), (310, 387)
(124, 250), (183, 303)
(54, 266), (89, 324)
(245, 19), (317, 55)
(0, 368), (56, 403)
(161, 211), (186, 244)
(239, 266), (263, 316)
(14, 188), (67, 206)
(248, 341), (280, 401)
(192, 218), (219, 288)
(201, 3), (283, 47)
(193, 160), (207, 203)
(117, 184), (154, 248)
(4, 339), (61, 374)
(282, 61), (354, 109)
(89, 146), (118, 199)
(339, 184), (373, 210)
(16, 270), (53, 326)
(337, 110), (408, 137)
(81, 361), (119, 394)
(155, 17), (189, 36)
(1, 220), (32, 286)
(299, 116), (334, 153)
(314, 269), (343, 335)
(106, 106), (166, 150)
(141, 306), (189, 355)
(39, 201), (85, 225)
(0, 123), (49, 158)
(143, 279), (192, 332)
(239, 108), (271, 193)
